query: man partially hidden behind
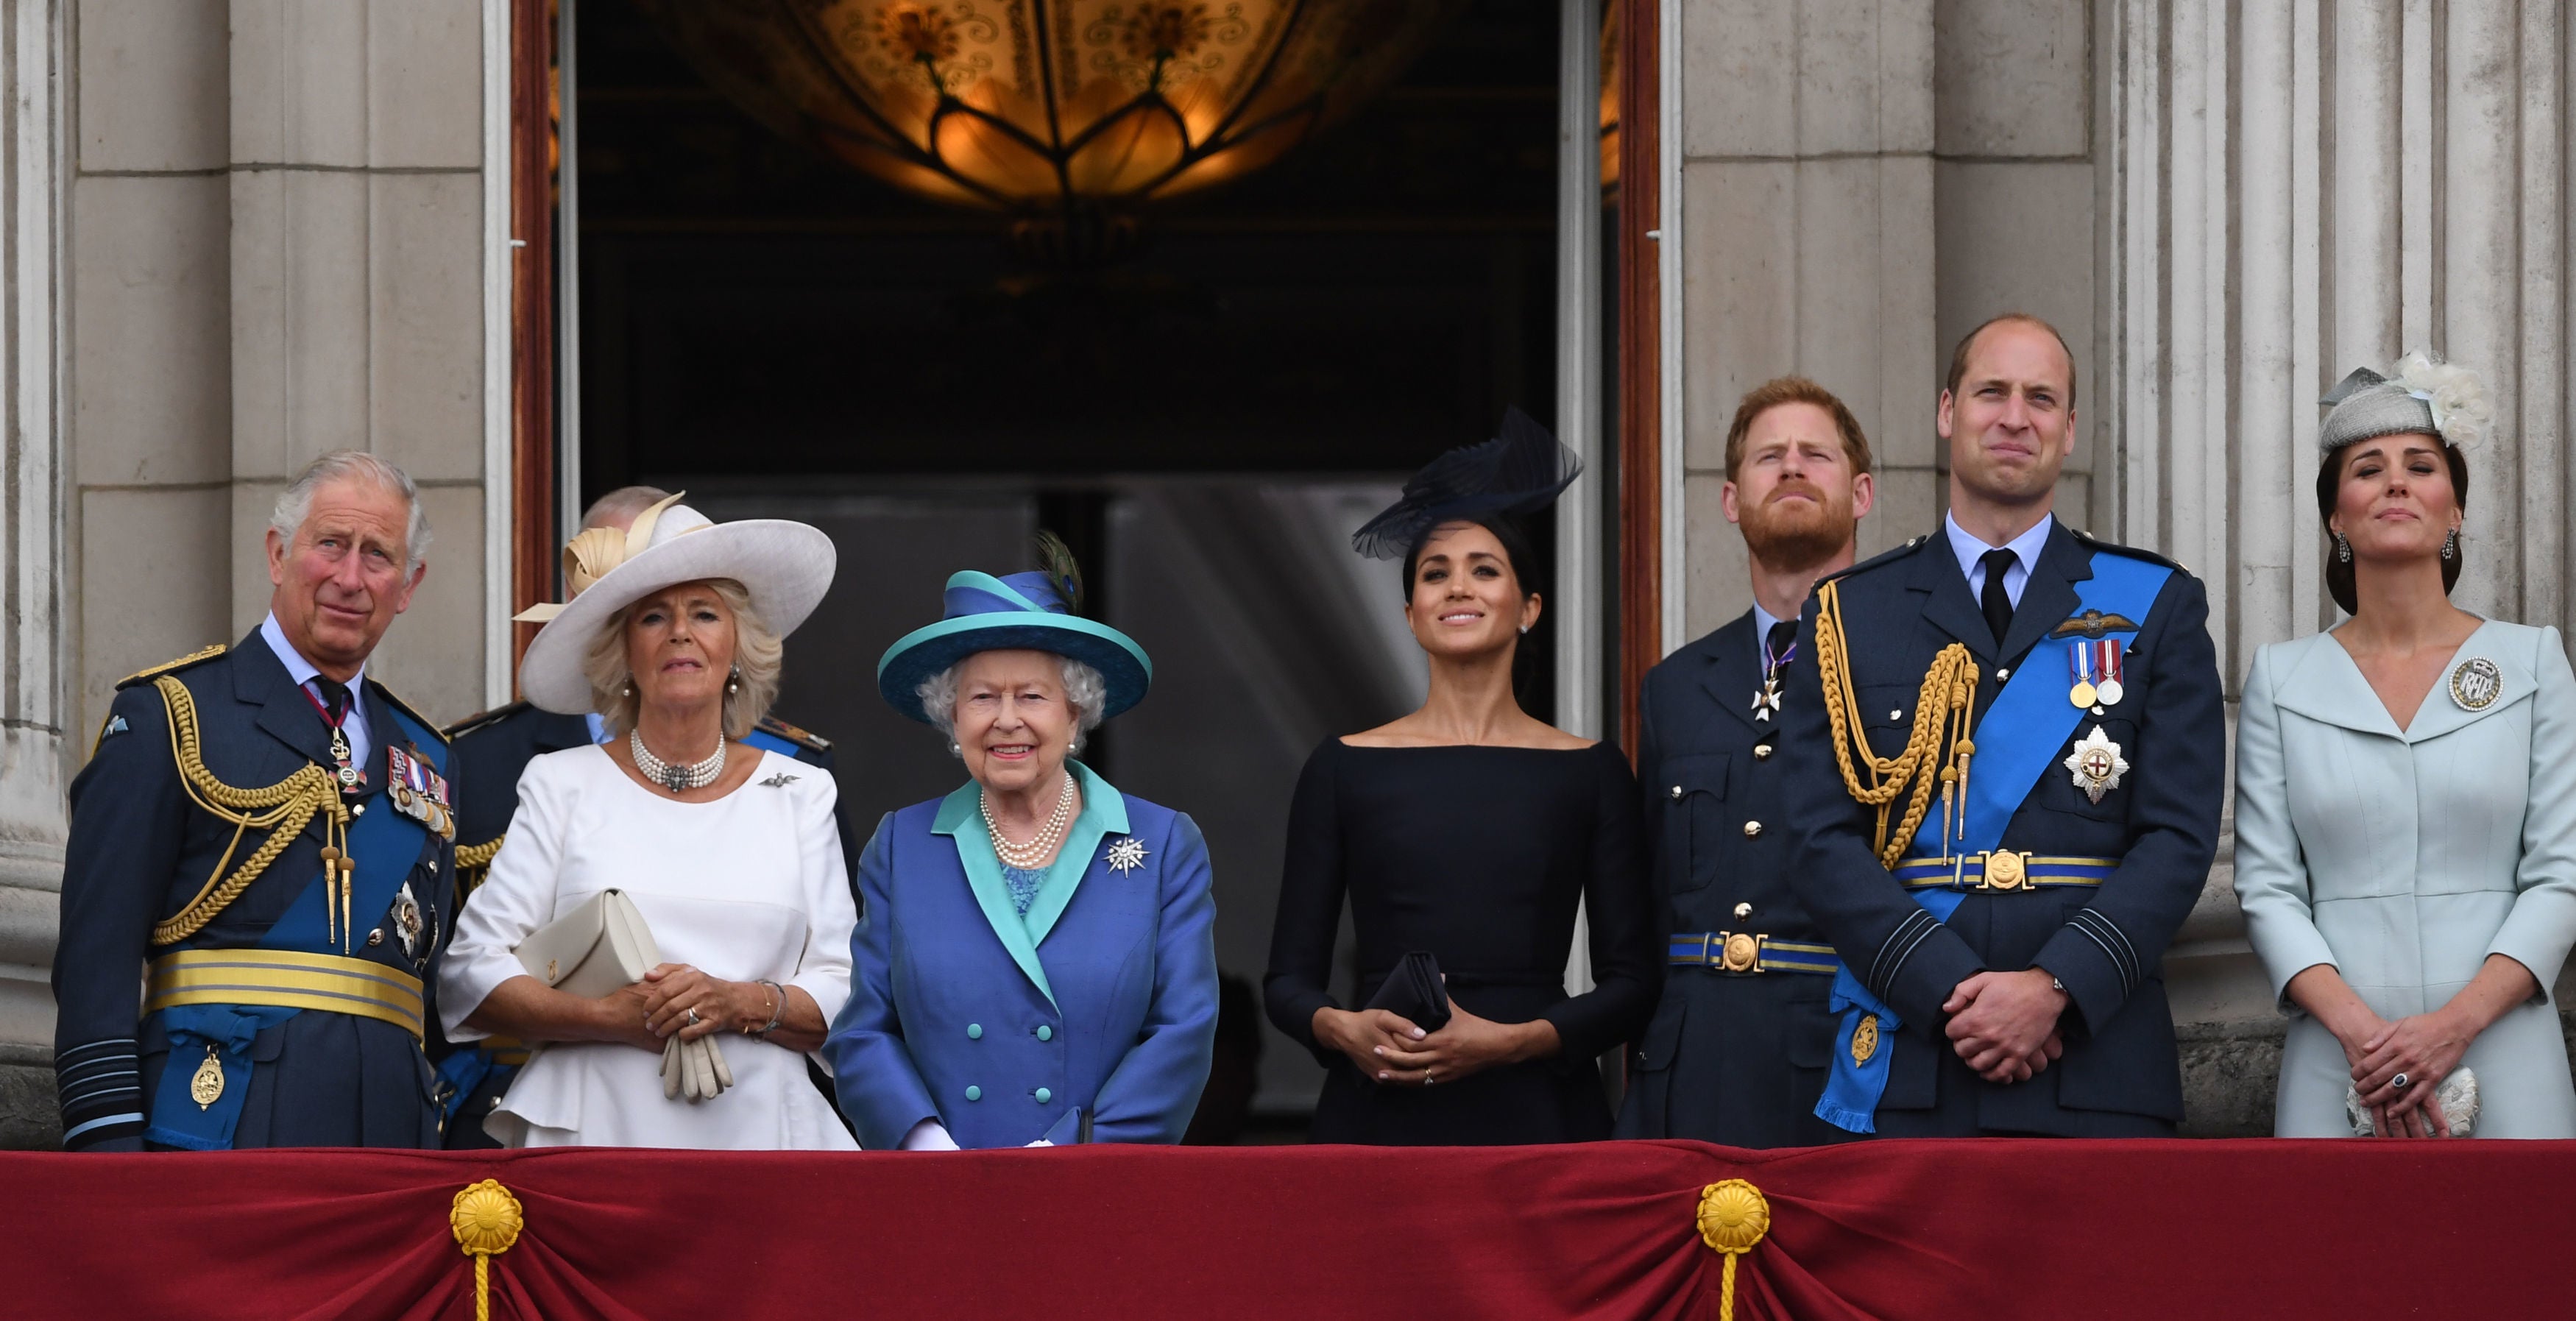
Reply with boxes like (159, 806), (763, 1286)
(54, 451), (458, 1150)
(1778, 314), (2224, 1137)
(1618, 376), (1877, 1147)
(436, 484), (849, 1147)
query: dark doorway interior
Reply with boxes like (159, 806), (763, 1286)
(574, 0), (1564, 1127)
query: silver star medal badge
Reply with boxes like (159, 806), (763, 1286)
(1104, 836), (1150, 874)
(1749, 676), (1783, 723)
(2063, 724), (2129, 804)
(392, 881), (425, 960)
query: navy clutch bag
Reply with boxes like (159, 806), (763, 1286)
(1363, 950), (1453, 1033)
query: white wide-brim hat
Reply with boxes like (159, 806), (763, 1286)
(515, 495), (836, 714)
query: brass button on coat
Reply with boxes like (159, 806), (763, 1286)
(1753, 745), (1773, 760)
(1670, 785), (1685, 799)
(1741, 821), (1763, 837)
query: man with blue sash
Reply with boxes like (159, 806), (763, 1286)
(434, 486), (852, 1147)
(1778, 315), (2223, 1137)
(54, 452), (459, 1151)
(1618, 376), (1878, 1148)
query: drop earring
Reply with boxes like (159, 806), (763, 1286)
(621, 681), (634, 698)
(2442, 529), (2458, 561)
(726, 668), (741, 695)
(2334, 533), (2352, 564)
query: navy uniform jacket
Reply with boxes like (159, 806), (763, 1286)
(1616, 610), (1858, 1148)
(1777, 524), (2223, 1136)
(434, 701), (849, 1148)
(53, 631), (459, 1151)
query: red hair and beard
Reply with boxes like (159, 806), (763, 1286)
(1738, 475), (1856, 573)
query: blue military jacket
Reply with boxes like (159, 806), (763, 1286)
(1618, 609), (1853, 1147)
(1777, 524), (2224, 1133)
(827, 762), (1218, 1150)
(54, 630), (458, 1151)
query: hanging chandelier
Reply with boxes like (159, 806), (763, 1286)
(632, 1), (1462, 248)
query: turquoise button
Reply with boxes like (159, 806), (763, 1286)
(965, 1085), (982, 1102)
(966, 1023), (983, 1040)
(1034, 1087), (1052, 1104)
(1035, 1025), (1052, 1041)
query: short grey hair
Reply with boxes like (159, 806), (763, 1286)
(583, 578), (783, 741)
(581, 484), (675, 531)
(269, 450), (432, 575)
(919, 655), (1108, 756)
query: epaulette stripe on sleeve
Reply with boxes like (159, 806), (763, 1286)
(115, 644), (226, 690)
(757, 715), (831, 752)
(444, 700), (531, 740)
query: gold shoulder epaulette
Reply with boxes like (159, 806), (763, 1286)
(116, 644), (226, 690)
(373, 684), (450, 745)
(757, 715), (832, 752)
(445, 701), (531, 740)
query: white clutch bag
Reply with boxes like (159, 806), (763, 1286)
(515, 888), (661, 998)
(510, 888), (733, 1103)
(2344, 1067), (2478, 1137)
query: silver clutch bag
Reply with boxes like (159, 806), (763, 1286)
(2344, 1067), (2479, 1137)
(509, 889), (733, 1102)
(514, 888), (661, 999)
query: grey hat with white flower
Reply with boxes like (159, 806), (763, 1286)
(2318, 350), (2492, 454)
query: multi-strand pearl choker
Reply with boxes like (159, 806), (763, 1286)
(983, 769), (1075, 869)
(632, 729), (725, 793)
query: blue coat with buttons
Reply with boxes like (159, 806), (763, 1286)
(826, 760), (1219, 1149)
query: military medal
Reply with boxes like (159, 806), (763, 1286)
(300, 683), (366, 790)
(2449, 656), (2502, 711)
(392, 880), (425, 960)
(2063, 724), (2129, 804)
(386, 746), (455, 838)
(2067, 638), (2126, 707)
(1751, 632), (1796, 723)
(190, 1045), (225, 1110)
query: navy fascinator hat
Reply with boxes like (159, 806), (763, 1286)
(1350, 408), (1582, 560)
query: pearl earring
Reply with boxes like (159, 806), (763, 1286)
(2334, 533), (2352, 564)
(621, 681), (634, 698)
(948, 740), (961, 757)
(726, 668), (741, 695)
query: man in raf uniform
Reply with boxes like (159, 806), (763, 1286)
(54, 451), (459, 1151)
(1779, 314), (2223, 1137)
(436, 485), (847, 1147)
(1618, 376), (1877, 1147)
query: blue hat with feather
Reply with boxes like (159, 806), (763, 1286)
(876, 539), (1152, 725)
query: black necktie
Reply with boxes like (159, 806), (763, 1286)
(1978, 548), (2017, 646)
(1764, 620), (1797, 673)
(310, 676), (352, 725)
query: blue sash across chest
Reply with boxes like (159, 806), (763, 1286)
(1813, 551), (2171, 1133)
(143, 706), (446, 1150)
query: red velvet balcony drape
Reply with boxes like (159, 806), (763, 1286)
(7, 1138), (2564, 1319)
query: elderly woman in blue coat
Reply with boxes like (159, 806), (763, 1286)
(827, 544), (1218, 1149)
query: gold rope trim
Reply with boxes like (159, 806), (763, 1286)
(149, 675), (351, 947)
(452, 1180), (524, 1321)
(1813, 579), (1981, 868)
(456, 835), (504, 898)
(1697, 1180), (1772, 1321)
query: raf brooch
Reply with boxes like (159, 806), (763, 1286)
(1104, 836), (1150, 874)
(2449, 656), (2502, 711)
(757, 773), (800, 787)
(2064, 725), (2129, 804)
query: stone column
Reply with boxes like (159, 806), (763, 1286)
(1675, 0), (1941, 636)
(0, 0), (62, 1148)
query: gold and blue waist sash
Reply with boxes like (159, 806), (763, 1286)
(1892, 851), (2120, 893)
(1667, 932), (1840, 975)
(146, 949), (425, 1042)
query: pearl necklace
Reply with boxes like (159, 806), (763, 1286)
(983, 770), (1075, 869)
(631, 728), (726, 793)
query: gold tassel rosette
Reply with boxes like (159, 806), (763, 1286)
(1812, 579), (1981, 867)
(1697, 1180), (1772, 1321)
(451, 1180), (525, 1321)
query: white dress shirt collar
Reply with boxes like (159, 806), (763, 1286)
(259, 611), (372, 770)
(1943, 510), (2057, 610)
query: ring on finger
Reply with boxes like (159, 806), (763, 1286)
(2392, 1072), (2410, 1090)
(686, 1007), (701, 1027)
(1423, 1069), (1435, 1086)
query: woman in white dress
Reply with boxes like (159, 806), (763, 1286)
(2234, 352), (2576, 1139)
(437, 497), (858, 1149)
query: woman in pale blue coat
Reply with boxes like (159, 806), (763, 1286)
(826, 541), (1218, 1149)
(2235, 352), (2576, 1138)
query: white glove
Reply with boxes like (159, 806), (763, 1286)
(900, 1119), (961, 1151)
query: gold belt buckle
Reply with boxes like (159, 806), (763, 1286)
(1719, 931), (1764, 973)
(1981, 850), (2031, 891)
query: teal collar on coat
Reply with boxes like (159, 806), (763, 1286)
(933, 759), (1130, 1008)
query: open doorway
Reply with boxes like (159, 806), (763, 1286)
(559, 0), (1588, 1132)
